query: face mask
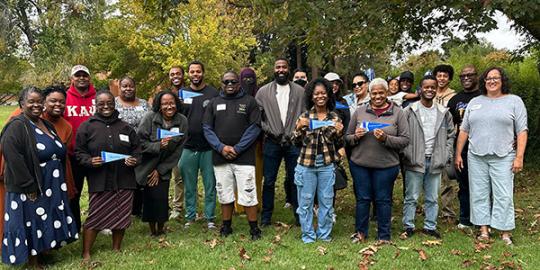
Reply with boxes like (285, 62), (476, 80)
(294, 79), (307, 87)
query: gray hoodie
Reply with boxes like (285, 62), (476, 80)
(402, 101), (455, 174)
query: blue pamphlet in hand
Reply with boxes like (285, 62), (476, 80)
(179, 90), (203, 100)
(157, 128), (184, 139)
(359, 121), (390, 131)
(309, 119), (335, 130)
(335, 101), (349, 110)
(101, 151), (130, 163)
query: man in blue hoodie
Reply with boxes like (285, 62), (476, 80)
(203, 71), (262, 240)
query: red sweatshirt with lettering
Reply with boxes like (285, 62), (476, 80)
(65, 84), (96, 156)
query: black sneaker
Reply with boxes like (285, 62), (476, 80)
(422, 229), (442, 239)
(405, 228), (415, 237)
(250, 227), (262, 241)
(220, 226), (233, 237)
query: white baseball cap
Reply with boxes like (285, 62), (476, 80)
(70, 65), (90, 76)
(324, 72), (342, 83)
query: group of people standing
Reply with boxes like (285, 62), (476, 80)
(0, 57), (528, 267)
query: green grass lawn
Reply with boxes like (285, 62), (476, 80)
(0, 105), (539, 269)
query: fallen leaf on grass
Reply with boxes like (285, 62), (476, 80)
(399, 232), (408, 240)
(267, 248), (274, 255)
(239, 247), (251, 261)
(415, 249), (428, 261)
(158, 237), (171, 248)
(204, 238), (221, 249)
(273, 235), (282, 244)
(262, 256), (272, 263)
(474, 241), (492, 253)
(502, 251), (513, 258)
(317, 246), (328, 255)
(393, 249), (401, 259)
(483, 255), (492, 260)
(274, 221), (291, 229)
(422, 239), (442, 247)
(396, 246), (410, 250)
(480, 262), (496, 270)
(358, 261), (369, 270)
(450, 249), (464, 256)
(500, 261), (520, 269)
(359, 245), (379, 257)
(462, 259), (475, 267)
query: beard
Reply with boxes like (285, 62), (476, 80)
(274, 72), (289, 85)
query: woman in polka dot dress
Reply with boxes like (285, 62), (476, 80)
(0, 87), (78, 267)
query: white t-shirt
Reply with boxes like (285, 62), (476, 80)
(276, 84), (290, 126)
(418, 102), (437, 156)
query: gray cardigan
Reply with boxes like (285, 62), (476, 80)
(134, 111), (188, 185)
(255, 81), (305, 144)
(402, 101), (455, 174)
(345, 102), (409, 168)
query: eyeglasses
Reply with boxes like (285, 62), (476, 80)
(222, 80), (239, 85)
(484, 77), (501, 82)
(352, 81), (366, 88)
(459, 73), (477, 79)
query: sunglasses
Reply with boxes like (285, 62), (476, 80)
(352, 81), (366, 88)
(459, 73), (477, 79)
(222, 79), (239, 85)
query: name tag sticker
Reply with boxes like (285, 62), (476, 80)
(470, 104), (482, 110)
(119, 134), (130, 143)
(217, 104), (226, 111)
(170, 127), (180, 133)
(184, 98), (193, 104)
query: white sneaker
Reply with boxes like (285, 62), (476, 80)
(457, 223), (470, 230)
(207, 222), (217, 230)
(184, 220), (195, 229)
(99, 229), (112, 236)
(284, 202), (292, 209)
(169, 210), (181, 220)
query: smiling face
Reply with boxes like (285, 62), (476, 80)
(120, 78), (136, 101)
(459, 67), (478, 91)
(169, 67), (184, 88)
(188, 64), (204, 87)
(160, 93), (177, 120)
(312, 84), (329, 108)
(388, 79), (399, 95)
(399, 79), (412, 92)
(70, 71), (90, 91)
(435, 72), (450, 90)
(273, 60), (289, 85)
(420, 79), (437, 101)
(352, 75), (368, 98)
(44, 92), (66, 118)
(369, 84), (388, 108)
(22, 91), (44, 121)
(484, 69), (503, 95)
(222, 72), (240, 96)
(96, 93), (115, 117)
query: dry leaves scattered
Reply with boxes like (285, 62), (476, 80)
(158, 237), (172, 248)
(474, 241), (492, 253)
(421, 239), (442, 247)
(462, 259), (475, 268)
(450, 249), (464, 256)
(204, 238), (222, 249)
(414, 248), (428, 261)
(239, 247), (251, 261)
(317, 246), (328, 256)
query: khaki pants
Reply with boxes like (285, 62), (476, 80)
(440, 170), (458, 219)
(172, 166), (184, 212)
(234, 141), (263, 213)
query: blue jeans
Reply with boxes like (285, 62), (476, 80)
(295, 155), (335, 243)
(403, 158), (441, 231)
(261, 140), (300, 224)
(350, 162), (399, 240)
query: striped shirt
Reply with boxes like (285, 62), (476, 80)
(292, 109), (343, 167)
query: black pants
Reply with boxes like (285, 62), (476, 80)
(69, 155), (86, 232)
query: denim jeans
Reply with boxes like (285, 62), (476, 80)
(295, 155), (335, 243)
(261, 140), (300, 224)
(456, 149), (472, 226)
(468, 152), (515, 231)
(403, 157), (442, 231)
(350, 162), (399, 240)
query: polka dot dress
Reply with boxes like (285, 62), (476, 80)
(2, 122), (79, 265)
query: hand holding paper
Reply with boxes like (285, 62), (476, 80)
(359, 121), (391, 132)
(157, 128), (184, 139)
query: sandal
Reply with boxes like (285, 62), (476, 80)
(477, 232), (490, 241)
(501, 235), (513, 246)
(350, 232), (366, 243)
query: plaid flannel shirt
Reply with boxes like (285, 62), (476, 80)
(292, 109), (343, 167)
